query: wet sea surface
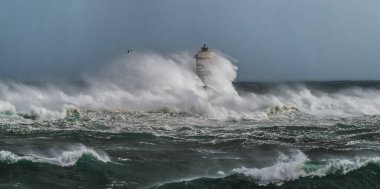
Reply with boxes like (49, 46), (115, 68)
(1, 82), (380, 189)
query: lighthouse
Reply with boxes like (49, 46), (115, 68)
(195, 44), (214, 87)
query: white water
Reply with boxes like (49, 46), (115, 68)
(1, 51), (380, 120)
(231, 151), (309, 185)
(229, 151), (380, 186)
(0, 144), (110, 167)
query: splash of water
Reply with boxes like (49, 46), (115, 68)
(1, 50), (380, 120)
(229, 151), (380, 186)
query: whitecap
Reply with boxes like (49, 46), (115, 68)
(228, 151), (380, 186)
(231, 151), (309, 185)
(0, 144), (110, 167)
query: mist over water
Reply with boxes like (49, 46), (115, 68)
(1, 50), (380, 120)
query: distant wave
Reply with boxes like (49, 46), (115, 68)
(0, 144), (110, 167)
(1, 51), (380, 120)
(0, 101), (16, 115)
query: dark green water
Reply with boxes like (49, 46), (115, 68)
(1, 82), (380, 188)
(1, 111), (380, 189)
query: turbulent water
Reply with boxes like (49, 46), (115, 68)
(1, 51), (380, 188)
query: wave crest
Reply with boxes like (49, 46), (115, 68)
(0, 144), (110, 167)
(0, 101), (16, 115)
(229, 151), (380, 186)
(231, 151), (309, 185)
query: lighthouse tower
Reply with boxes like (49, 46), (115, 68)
(195, 44), (214, 87)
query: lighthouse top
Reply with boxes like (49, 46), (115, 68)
(195, 44), (213, 60)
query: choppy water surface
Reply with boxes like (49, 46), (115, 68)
(1, 91), (380, 188)
(1, 52), (380, 188)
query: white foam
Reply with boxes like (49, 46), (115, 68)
(231, 151), (309, 185)
(117, 157), (131, 161)
(0, 101), (16, 115)
(0, 150), (35, 163)
(0, 144), (110, 167)
(228, 151), (380, 186)
(323, 156), (380, 174)
(1, 51), (380, 120)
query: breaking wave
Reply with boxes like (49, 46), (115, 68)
(0, 144), (110, 167)
(1, 50), (380, 120)
(0, 101), (16, 115)
(229, 151), (380, 186)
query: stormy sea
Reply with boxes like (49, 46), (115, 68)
(1, 52), (380, 189)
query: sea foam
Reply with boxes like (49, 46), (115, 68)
(1, 51), (380, 120)
(229, 151), (380, 186)
(0, 144), (110, 167)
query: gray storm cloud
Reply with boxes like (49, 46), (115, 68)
(1, 0), (380, 81)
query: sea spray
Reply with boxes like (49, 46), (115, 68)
(1, 51), (380, 119)
(231, 151), (310, 185)
(226, 151), (380, 186)
(0, 51), (242, 119)
(0, 101), (16, 115)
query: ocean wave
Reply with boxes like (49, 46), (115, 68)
(230, 151), (309, 185)
(229, 151), (380, 186)
(0, 101), (16, 115)
(1, 51), (380, 120)
(0, 144), (110, 167)
(18, 104), (81, 120)
(322, 156), (380, 175)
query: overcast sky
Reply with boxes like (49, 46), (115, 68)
(1, 0), (380, 81)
